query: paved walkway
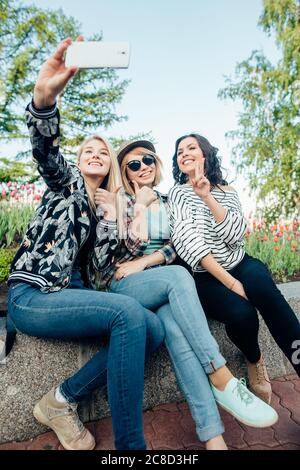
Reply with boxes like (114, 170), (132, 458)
(0, 374), (299, 451)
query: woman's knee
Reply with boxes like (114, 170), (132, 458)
(242, 259), (274, 298)
(247, 270), (277, 298)
(164, 265), (194, 288)
(226, 304), (259, 330)
(110, 294), (147, 330)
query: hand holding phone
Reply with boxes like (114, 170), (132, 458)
(34, 38), (79, 109)
(65, 42), (130, 69)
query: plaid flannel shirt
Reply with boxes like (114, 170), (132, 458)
(99, 191), (176, 289)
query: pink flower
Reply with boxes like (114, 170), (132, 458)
(7, 181), (12, 187)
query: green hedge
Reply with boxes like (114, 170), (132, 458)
(0, 248), (17, 283)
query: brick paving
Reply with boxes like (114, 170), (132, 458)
(0, 374), (299, 451)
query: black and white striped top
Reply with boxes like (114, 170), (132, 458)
(168, 184), (248, 272)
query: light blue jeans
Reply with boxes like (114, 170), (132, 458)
(110, 265), (226, 441)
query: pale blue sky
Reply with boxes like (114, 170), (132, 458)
(8, 0), (280, 213)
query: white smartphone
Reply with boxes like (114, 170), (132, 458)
(65, 42), (130, 69)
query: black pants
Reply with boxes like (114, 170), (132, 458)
(177, 254), (300, 375)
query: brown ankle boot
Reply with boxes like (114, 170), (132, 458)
(247, 357), (272, 404)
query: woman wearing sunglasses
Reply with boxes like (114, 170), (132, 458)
(94, 139), (278, 451)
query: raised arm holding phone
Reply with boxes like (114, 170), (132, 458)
(7, 39), (164, 451)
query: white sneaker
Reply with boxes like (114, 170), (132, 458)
(211, 378), (278, 428)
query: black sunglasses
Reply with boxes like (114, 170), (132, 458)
(126, 154), (156, 172)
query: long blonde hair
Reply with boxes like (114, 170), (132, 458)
(120, 147), (163, 196)
(77, 135), (124, 237)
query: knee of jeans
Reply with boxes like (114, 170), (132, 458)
(165, 265), (194, 288)
(113, 295), (147, 330)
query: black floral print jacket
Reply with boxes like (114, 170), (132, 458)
(8, 102), (118, 292)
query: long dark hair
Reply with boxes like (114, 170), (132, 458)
(172, 134), (228, 188)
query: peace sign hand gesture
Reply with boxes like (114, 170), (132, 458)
(191, 158), (210, 199)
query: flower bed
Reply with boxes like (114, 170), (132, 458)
(0, 180), (299, 284)
(245, 219), (300, 282)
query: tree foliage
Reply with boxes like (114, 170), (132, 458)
(219, 0), (300, 220)
(0, 0), (129, 157)
(0, 157), (38, 182)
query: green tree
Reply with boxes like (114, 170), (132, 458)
(219, 0), (300, 220)
(0, 157), (38, 182)
(0, 0), (129, 157)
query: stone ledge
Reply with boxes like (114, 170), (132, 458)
(0, 283), (299, 443)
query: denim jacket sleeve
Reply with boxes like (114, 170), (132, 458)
(25, 101), (78, 192)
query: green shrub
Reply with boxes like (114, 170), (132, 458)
(0, 248), (17, 282)
(0, 201), (35, 247)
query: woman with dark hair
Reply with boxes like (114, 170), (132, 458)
(94, 139), (279, 451)
(169, 133), (300, 404)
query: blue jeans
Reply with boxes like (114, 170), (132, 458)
(8, 279), (164, 450)
(110, 265), (226, 441)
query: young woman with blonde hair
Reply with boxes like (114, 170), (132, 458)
(7, 39), (164, 451)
